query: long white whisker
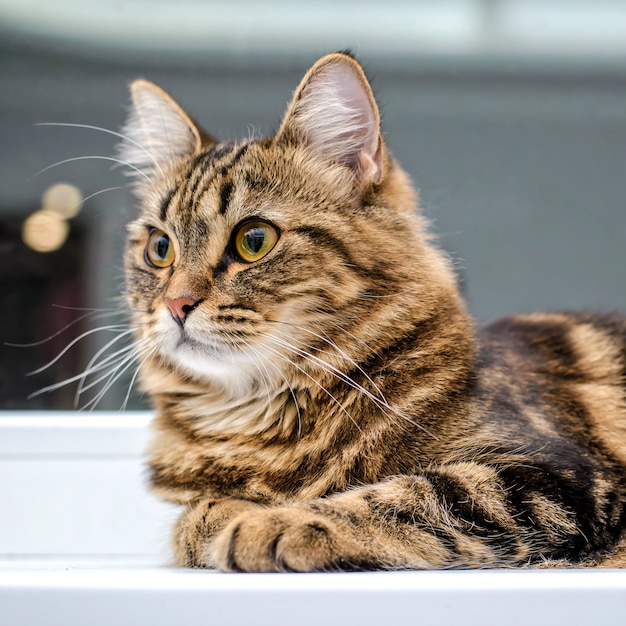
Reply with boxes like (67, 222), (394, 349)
(28, 340), (135, 399)
(74, 330), (135, 405)
(264, 333), (386, 408)
(6, 309), (118, 348)
(240, 338), (274, 410)
(51, 304), (126, 314)
(36, 122), (166, 179)
(28, 325), (129, 375)
(268, 319), (387, 403)
(240, 337), (303, 435)
(120, 345), (155, 411)
(258, 340), (363, 434)
(75, 345), (136, 397)
(262, 332), (434, 438)
(28, 373), (92, 398)
(27, 349), (126, 398)
(255, 347), (303, 436)
(68, 185), (126, 215)
(265, 319), (434, 435)
(35, 156), (151, 183)
(80, 348), (141, 411)
(83, 345), (144, 407)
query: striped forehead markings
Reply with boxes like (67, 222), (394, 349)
(186, 144), (235, 211)
(159, 186), (177, 221)
(219, 181), (234, 215)
(157, 145), (233, 223)
(187, 141), (252, 215)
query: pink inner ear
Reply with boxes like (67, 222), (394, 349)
(334, 65), (378, 151)
(295, 60), (381, 182)
(334, 66), (381, 181)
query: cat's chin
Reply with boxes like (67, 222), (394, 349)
(146, 313), (281, 397)
(166, 340), (273, 397)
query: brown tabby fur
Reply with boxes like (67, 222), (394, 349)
(120, 53), (626, 571)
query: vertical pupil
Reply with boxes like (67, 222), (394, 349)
(157, 236), (169, 259)
(245, 228), (265, 253)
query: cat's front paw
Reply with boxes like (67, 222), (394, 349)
(211, 506), (360, 572)
(173, 497), (264, 568)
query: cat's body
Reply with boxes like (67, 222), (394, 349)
(120, 53), (626, 571)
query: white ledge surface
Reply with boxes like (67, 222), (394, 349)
(2, 561), (626, 626)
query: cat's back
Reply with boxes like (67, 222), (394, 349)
(475, 311), (626, 467)
(479, 311), (626, 383)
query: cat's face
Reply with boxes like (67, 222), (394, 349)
(125, 141), (368, 390)
(120, 54), (428, 396)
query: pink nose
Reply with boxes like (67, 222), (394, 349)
(164, 296), (197, 327)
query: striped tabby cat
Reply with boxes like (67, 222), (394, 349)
(119, 52), (626, 571)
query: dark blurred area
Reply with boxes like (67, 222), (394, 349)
(1, 1), (625, 410)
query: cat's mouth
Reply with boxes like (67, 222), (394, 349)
(173, 329), (241, 360)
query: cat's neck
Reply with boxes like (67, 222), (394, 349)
(140, 358), (308, 438)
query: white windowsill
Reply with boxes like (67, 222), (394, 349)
(1, 412), (625, 626)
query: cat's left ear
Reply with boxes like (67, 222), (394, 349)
(118, 80), (204, 179)
(277, 52), (384, 185)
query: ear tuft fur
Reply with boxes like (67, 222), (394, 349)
(118, 80), (202, 180)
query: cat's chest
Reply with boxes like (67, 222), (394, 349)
(147, 387), (383, 505)
(148, 421), (353, 504)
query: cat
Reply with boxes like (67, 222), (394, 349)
(118, 52), (626, 571)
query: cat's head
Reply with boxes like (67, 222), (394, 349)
(119, 52), (449, 398)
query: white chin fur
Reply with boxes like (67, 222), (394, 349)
(171, 343), (263, 393)
(153, 315), (277, 397)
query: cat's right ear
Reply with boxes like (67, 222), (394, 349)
(276, 52), (384, 186)
(118, 80), (204, 180)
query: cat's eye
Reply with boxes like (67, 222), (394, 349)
(145, 229), (175, 268)
(234, 220), (279, 263)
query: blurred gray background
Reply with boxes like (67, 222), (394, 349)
(1, 0), (625, 409)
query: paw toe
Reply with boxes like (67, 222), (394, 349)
(212, 509), (343, 572)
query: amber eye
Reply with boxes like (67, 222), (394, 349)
(145, 229), (175, 268)
(234, 220), (279, 263)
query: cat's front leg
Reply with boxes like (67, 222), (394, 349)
(210, 480), (471, 572)
(173, 497), (264, 567)
(211, 462), (578, 572)
(210, 488), (470, 572)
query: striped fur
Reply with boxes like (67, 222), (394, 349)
(120, 53), (626, 571)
